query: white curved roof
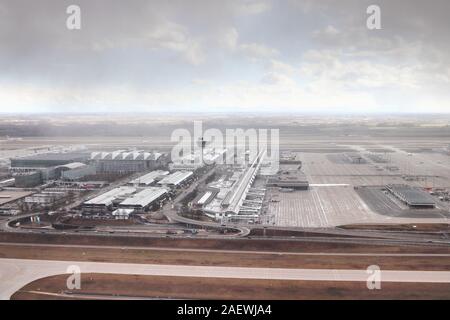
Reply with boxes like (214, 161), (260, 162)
(56, 162), (87, 170)
(90, 151), (162, 161)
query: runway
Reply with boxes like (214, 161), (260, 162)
(1, 258), (450, 300)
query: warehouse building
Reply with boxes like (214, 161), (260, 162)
(386, 184), (436, 208)
(91, 151), (165, 173)
(83, 186), (136, 212)
(119, 187), (168, 211)
(158, 171), (194, 188)
(128, 170), (169, 187)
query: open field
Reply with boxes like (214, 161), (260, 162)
(2, 231), (450, 254)
(340, 223), (450, 232)
(1, 242), (450, 271)
(12, 273), (450, 300)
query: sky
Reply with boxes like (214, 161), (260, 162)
(0, 0), (449, 114)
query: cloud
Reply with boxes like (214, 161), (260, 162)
(91, 19), (205, 65)
(239, 43), (279, 60)
(219, 28), (239, 50)
(313, 25), (340, 38)
(233, 0), (272, 15)
(0, 0), (449, 114)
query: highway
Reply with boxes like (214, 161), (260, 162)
(1, 258), (450, 300)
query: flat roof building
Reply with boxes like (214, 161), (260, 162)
(91, 151), (164, 173)
(386, 184), (436, 208)
(266, 169), (309, 190)
(158, 171), (193, 187)
(112, 208), (135, 220)
(128, 170), (169, 187)
(83, 186), (136, 211)
(13, 171), (42, 188)
(119, 187), (168, 211)
(25, 191), (66, 207)
(169, 148), (227, 171)
(193, 188), (219, 208)
(10, 152), (90, 168)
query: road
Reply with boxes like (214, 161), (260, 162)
(1, 258), (450, 300)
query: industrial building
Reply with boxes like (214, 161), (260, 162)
(112, 208), (135, 220)
(10, 152), (90, 168)
(10, 152), (92, 183)
(13, 171), (42, 188)
(158, 171), (194, 188)
(55, 162), (96, 181)
(119, 187), (168, 211)
(83, 186), (136, 212)
(366, 153), (389, 163)
(169, 148), (227, 171)
(280, 152), (303, 165)
(386, 184), (436, 208)
(0, 178), (15, 188)
(193, 187), (219, 209)
(128, 170), (169, 187)
(91, 151), (164, 173)
(24, 191), (66, 207)
(345, 153), (367, 164)
(267, 170), (309, 190)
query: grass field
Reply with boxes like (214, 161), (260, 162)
(12, 273), (450, 300)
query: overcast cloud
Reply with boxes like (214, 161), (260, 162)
(0, 0), (449, 113)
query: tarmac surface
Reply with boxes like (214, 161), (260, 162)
(1, 258), (450, 300)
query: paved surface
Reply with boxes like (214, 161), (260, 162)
(268, 150), (450, 228)
(2, 258), (450, 300)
